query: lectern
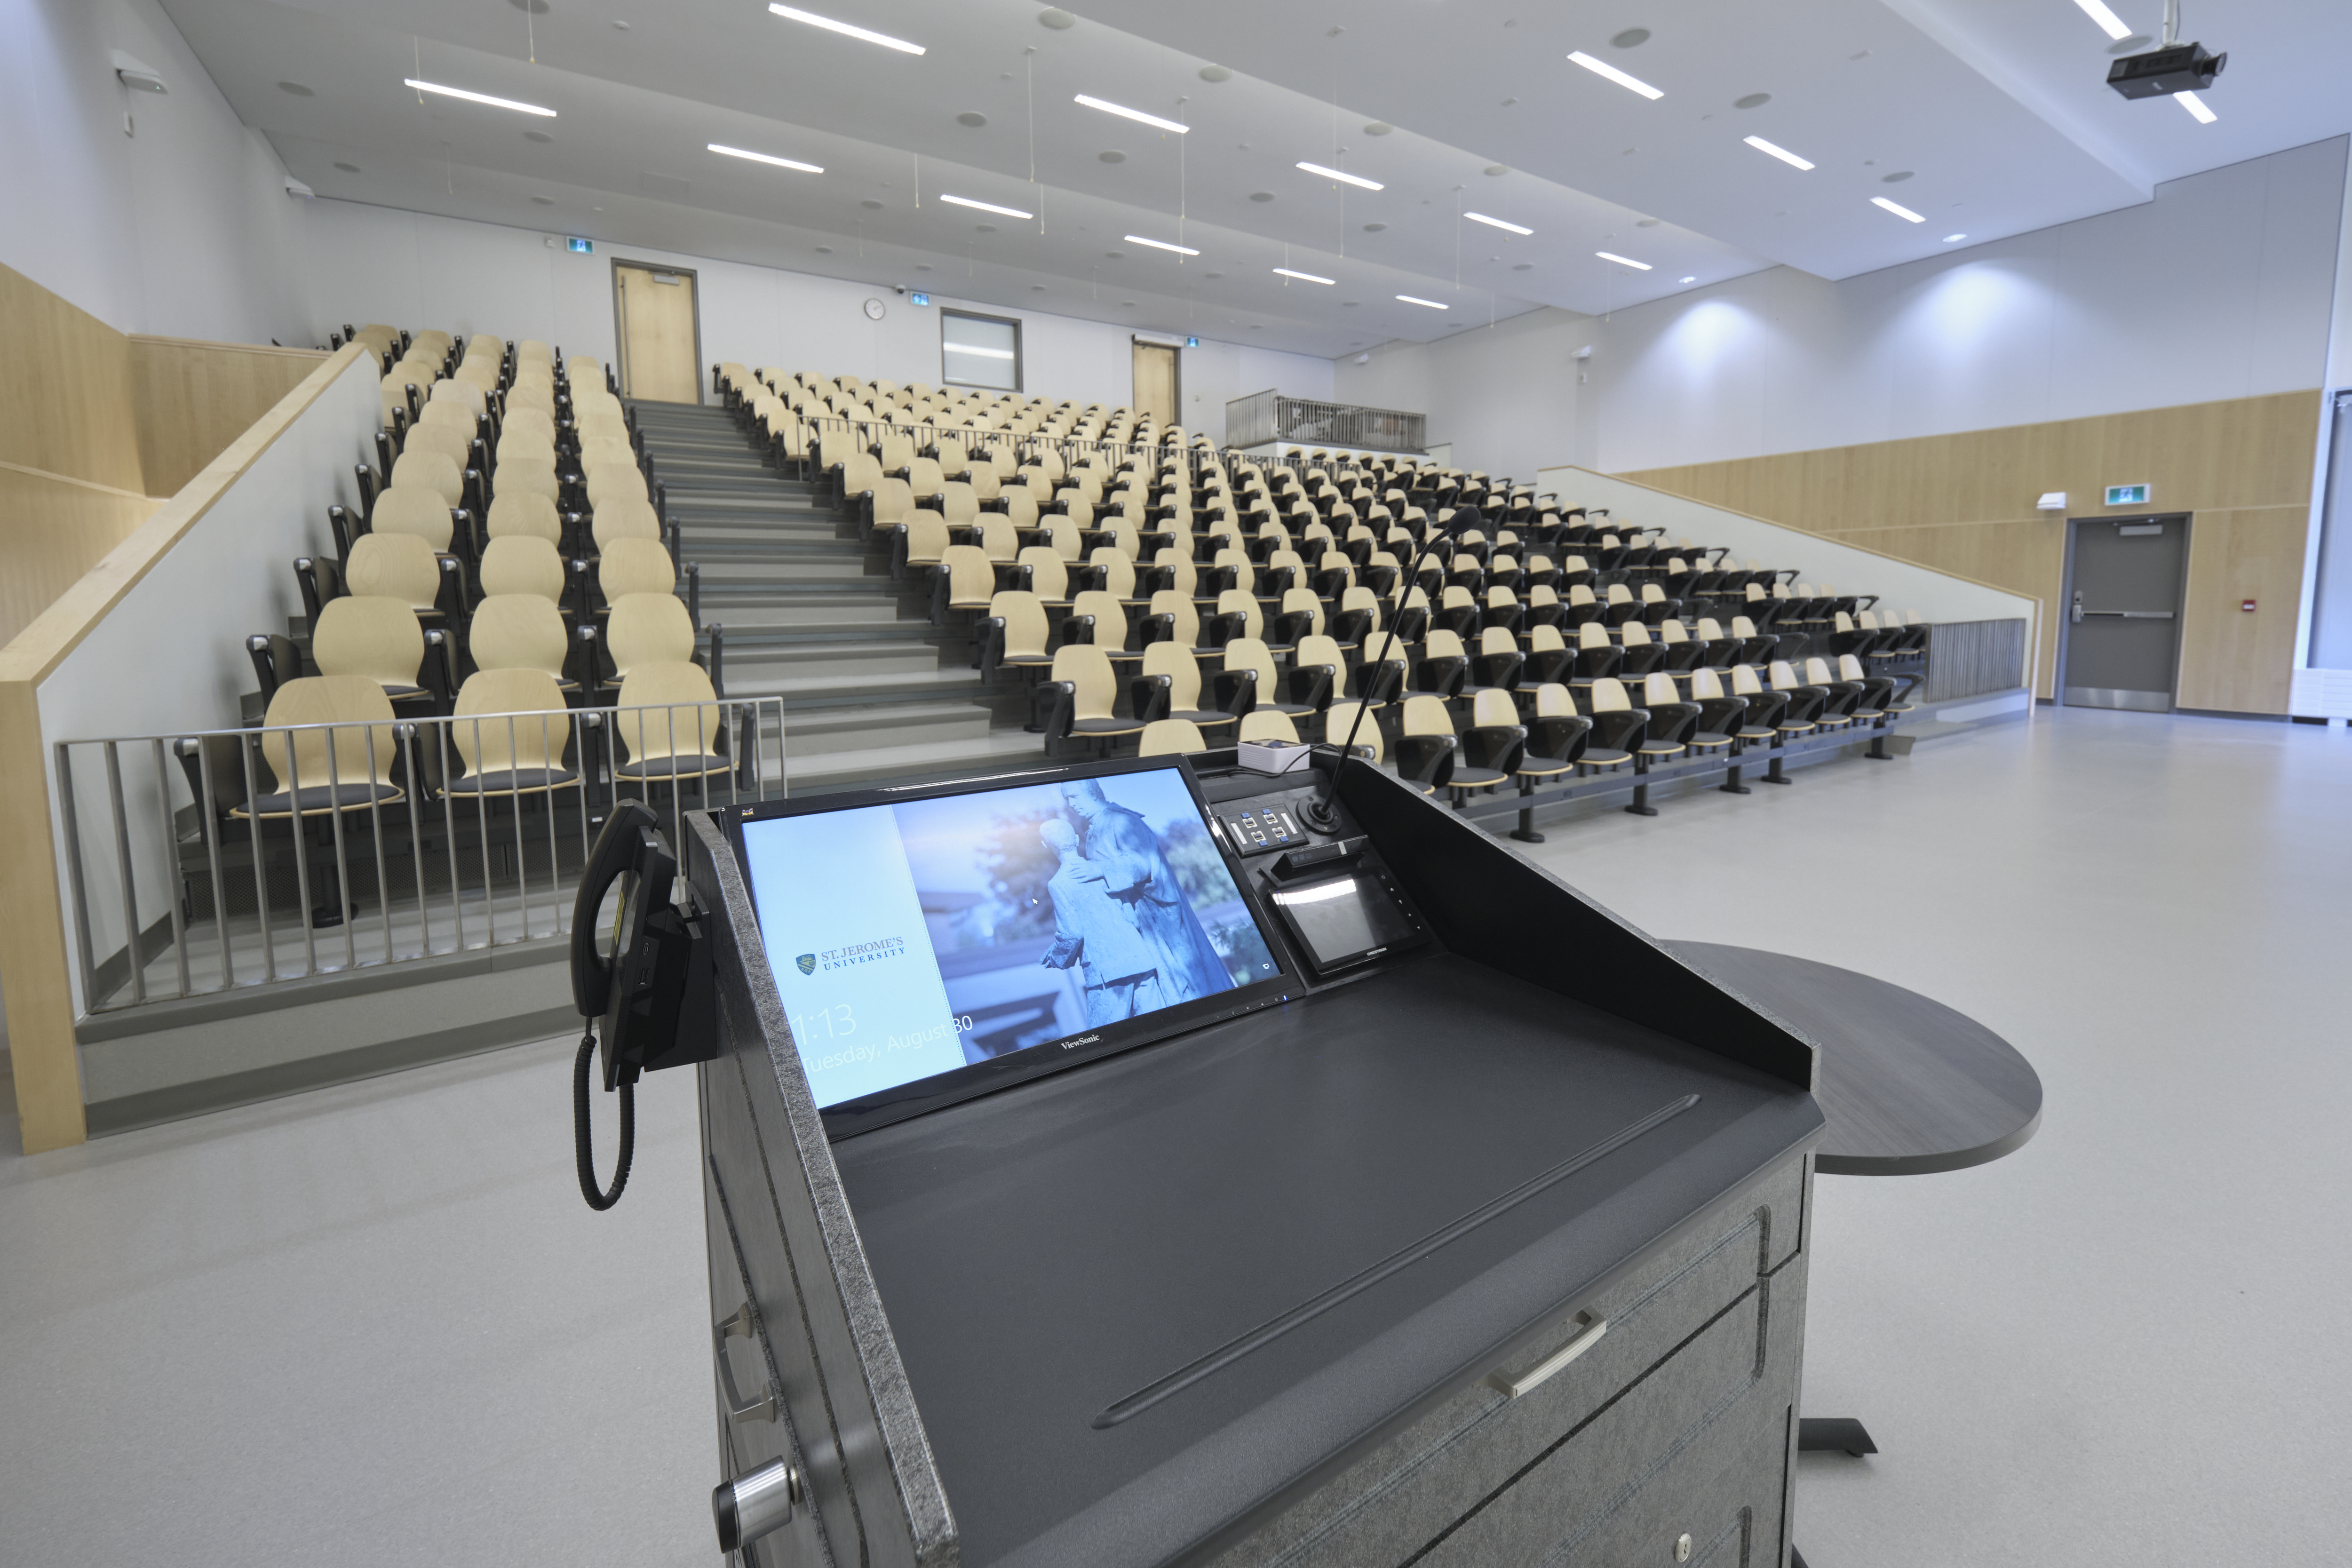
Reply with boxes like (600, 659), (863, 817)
(681, 749), (1823, 1567)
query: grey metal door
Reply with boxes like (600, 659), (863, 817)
(2061, 514), (2188, 711)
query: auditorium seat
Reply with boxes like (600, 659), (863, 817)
(978, 591), (1055, 682)
(340, 533), (460, 624)
(613, 664), (734, 788)
(1036, 643), (1145, 756)
(310, 595), (443, 711)
(468, 595), (582, 694)
(445, 670), (581, 802)
(1138, 718), (1209, 756)
(604, 593), (699, 693)
(1130, 643), (1240, 735)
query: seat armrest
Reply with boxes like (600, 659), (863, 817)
(1032, 681), (1077, 751)
(1526, 713), (1592, 764)
(978, 615), (1008, 681)
(1058, 613), (1097, 648)
(1393, 733), (1458, 787)
(1129, 674), (1173, 724)
(1461, 723), (1528, 773)
(1283, 664), (1335, 711)
(1210, 667), (1258, 716)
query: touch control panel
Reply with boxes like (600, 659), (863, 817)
(1220, 806), (1306, 855)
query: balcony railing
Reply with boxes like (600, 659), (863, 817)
(57, 697), (787, 1012)
(1224, 391), (1427, 454)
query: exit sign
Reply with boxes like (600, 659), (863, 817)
(566, 236), (593, 254)
(2105, 483), (2150, 506)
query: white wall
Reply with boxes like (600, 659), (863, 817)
(0, 0), (311, 342)
(302, 200), (1333, 430)
(41, 350), (381, 1013)
(1332, 309), (1584, 482)
(1337, 139), (2347, 479)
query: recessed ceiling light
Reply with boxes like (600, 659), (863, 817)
(709, 143), (823, 174)
(1596, 251), (1652, 270)
(1881, 170), (1914, 183)
(1104, 249), (1124, 259)
(1396, 294), (1448, 310)
(1297, 160), (1382, 191)
(1680, 275), (1697, 283)
(1077, 95), (1189, 134)
(277, 80), (314, 96)
(1734, 92), (1772, 110)
(524, 129), (554, 143)
(767, 3), (924, 54)
(1742, 135), (1814, 170)
(1364, 121), (1393, 136)
(2107, 34), (2152, 54)
(1567, 51), (1664, 100)
(334, 161), (360, 173)
(2175, 90), (2217, 124)
(1636, 217), (1660, 227)
(530, 195), (554, 206)
(1038, 7), (1075, 28)
(1870, 196), (1925, 223)
(612, 18), (631, 29)
(1362, 222), (1386, 232)
(1611, 27), (1651, 48)
(814, 245), (834, 253)
(403, 79), (556, 116)
(1942, 234), (1967, 244)
(1128, 234), (1200, 255)
(1483, 164), (1510, 177)
(1123, 302), (1138, 308)
(1099, 150), (1125, 163)
(1199, 64), (1232, 82)
(1274, 267), (1335, 284)
(1512, 263), (1533, 271)
(956, 111), (987, 127)
(2070, 0), (2134, 41)
(1465, 211), (1533, 235)
(975, 223), (997, 233)
(1250, 191), (1275, 203)
(1032, 284), (1048, 290)
(941, 193), (1032, 218)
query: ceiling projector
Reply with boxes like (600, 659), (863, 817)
(2106, 40), (2225, 99)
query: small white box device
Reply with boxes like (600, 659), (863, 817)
(1238, 738), (1315, 775)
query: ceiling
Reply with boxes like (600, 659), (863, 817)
(160, 0), (2352, 360)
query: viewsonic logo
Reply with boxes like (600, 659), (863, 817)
(795, 953), (817, 976)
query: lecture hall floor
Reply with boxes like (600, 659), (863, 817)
(3, 708), (2349, 1567)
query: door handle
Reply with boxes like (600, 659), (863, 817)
(715, 1302), (779, 1425)
(2077, 610), (2175, 619)
(1485, 1311), (1607, 1399)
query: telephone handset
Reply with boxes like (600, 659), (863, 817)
(570, 804), (717, 1210)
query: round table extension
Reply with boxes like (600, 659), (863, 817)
(1664, 939), (2044, 1561)
(1665, 942), (2043, 1177)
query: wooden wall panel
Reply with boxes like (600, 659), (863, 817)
(0, 262), (143, 494)
(0, 465), (160, 650)
(1621, 391), (2323, 712)
(129, 337), (331, 497)
(2177, 509), (2310, 714)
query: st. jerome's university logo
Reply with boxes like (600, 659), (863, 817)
(795, 953), (817, 976)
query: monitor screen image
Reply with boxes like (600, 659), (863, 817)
(738, 768), (1281, 1112)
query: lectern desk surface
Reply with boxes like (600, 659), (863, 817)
(835, 952), (1822, 1568)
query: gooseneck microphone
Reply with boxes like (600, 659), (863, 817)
(1321, 503), (1478, 801)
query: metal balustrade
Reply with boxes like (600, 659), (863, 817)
(57, 697), (788, 1012)
(1224, 391), (1427, 455)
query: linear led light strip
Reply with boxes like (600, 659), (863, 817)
(946, 344), (1016, 359)
(709, 143), (822, 174)
(1127, 234), (1200, 255)
(1395, 294), (1447, 310)
(1465, 212), (1533, 235)
(941, 193), (1033, 219)
(1297, 160), (1382, 191)
(2175, 90), (2217, 123)
(1742, 135), (1814, 171)
(404, 79), (555, 116)
(1871, 196), (1925, 223)
(1566, 50), (1664, 100)
(1596, 251), (1651, 270)
(1077, 95), (1188, 134)
(1274, 267), (1334, 284)
(768, 3), (924, 54)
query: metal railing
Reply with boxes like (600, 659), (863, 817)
(58, 697), (787, 1012)
(1225, 391), (1427, 455)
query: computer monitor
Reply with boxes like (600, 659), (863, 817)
(731, 761), (1291, 1135)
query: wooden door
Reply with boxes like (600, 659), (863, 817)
(1132, 340), (1178, 427)
(614, 263), (702, 403)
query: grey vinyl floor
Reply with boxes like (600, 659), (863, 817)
(3, 706), (2349, 1567)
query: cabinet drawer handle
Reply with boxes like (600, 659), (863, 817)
(715, 1302), (779, 1425)
(1486, 1312), (1606, 1400)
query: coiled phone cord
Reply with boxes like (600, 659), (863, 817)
(573, 1028), (635, 1211)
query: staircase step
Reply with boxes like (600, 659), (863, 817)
(784, 729), (1063, 794)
